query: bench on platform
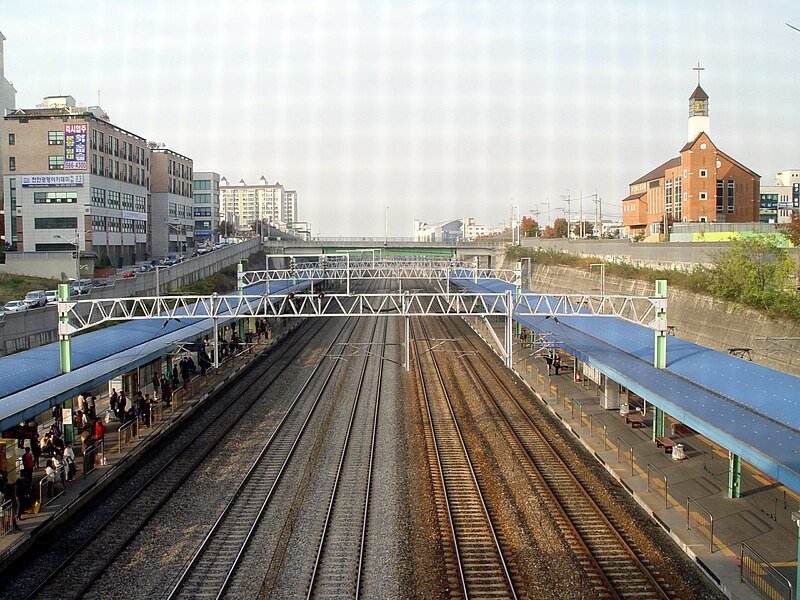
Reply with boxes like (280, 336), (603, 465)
(626, 413), (645, 428)
(655, 436), (676, 452)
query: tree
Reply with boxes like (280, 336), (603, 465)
(784, 211), (800, 247)
(709, 234), (799, 310)
(572, 221), (594, 238)
(521, 216), (540, 238)
(219, 220), (236, 237)
(553, 217), (568, 238)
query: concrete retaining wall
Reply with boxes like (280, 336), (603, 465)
(0, 238), (262, 357)
(520, 238), (800, 270)
(521, 262), (800, 378)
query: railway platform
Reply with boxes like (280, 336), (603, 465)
(0, 323), (295, 572)
(509, 336), (797, 600)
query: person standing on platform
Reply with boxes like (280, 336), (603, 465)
(110, 389), (119, 419)
(118, 391), (128, 422)
(180, 358), (191, 390)
(171, 365), (179, 386)
(554, 353), (562, 375)
(151, 372), (160, 401)
(21, 448), (33, 480)
(64, 442), (76, 481)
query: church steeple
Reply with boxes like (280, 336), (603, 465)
(688, 63), (710, 142)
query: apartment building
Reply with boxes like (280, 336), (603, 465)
(193, 171), (220, 245)
(150, 148), (194, 257)
(220, 176), (297, 233)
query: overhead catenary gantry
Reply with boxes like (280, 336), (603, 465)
(57, 257), (667, 373)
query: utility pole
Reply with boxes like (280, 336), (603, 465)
(545, 197), (551, 229)
(561, 192), (572, 239)
(579, 190), (585, 238)
(591, 192), (602, 238)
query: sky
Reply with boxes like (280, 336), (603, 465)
(2, 0), (799, 237)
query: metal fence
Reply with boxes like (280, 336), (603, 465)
(1, 500), (13, 535)
(740, 542), (793, 600)
(686, 496), (715, 553)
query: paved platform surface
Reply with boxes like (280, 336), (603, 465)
(501, 329), (799, 600)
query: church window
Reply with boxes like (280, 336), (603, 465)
(727, 180), (735, 213)
(699, 169), (707, 178)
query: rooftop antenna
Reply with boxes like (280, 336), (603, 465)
(787, 19), (800, 33)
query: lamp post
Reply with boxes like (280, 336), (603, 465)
(53, 230), (88, 282)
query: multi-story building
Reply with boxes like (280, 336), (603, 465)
(0, 32), (17, 245)
(150, 148), (194, 257)
(193, 171), (220, 246)
(622, 77), (760, 239)
(3, 95), (149, 267)
(219, 176), (297, 234)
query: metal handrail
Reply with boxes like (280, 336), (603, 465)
(646, 463), (669, 509)
(617, 436), (634, 476)
(740, 541), (793, 600)
(686, 496), (715, 553)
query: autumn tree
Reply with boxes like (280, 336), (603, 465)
(521, 216), (540, 238)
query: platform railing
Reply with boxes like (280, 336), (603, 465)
(1, 500), (13, 535)
(686, 496), (715, 553)
(617, 436), (634, 476)
(84, 440), (103, 476)
(118, 418), (139, 453)
(646, 463), (669, 509)
(740, 542), (793, 600)
(39, 465), (65, 507)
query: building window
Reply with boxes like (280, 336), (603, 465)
(674, 179), (682, 221)
(699, 192), (707, 200)
(7, 133), (14, 145)
(48, 155), (65, 170)
(699, 216), (707, 223)
(91, 187), (106, 207)
(683, 169), (687, 178)
(92, 215), (106, 231)
(107, 190), (121, 209)
(194, 193), (211, 203)
(699, 169), (707, 178)
(194, 180), (211, 191)
(34, 191), (78, 204)
(8, 156), (15, 171)
(194, 207), (212, 217)
(34, 217), (78, 229)
(727, 179), (735, 213)
(48, 130), (64, 145)
(716, 180), (724, 212)
(107, 217), (121, 232)
(135, 195), (146, 212)
(121, 193), (134, 210)
(665, 179), (672, 215)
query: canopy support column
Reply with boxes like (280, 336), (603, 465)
(728, 452), (741, 499)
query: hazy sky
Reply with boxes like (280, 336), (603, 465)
(2, 0), (799, 236)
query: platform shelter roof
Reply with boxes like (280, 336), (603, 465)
(0, 280), (308, 432)
(452, 277), (800, 495)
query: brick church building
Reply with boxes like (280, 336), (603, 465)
(622, 73), (760, 239)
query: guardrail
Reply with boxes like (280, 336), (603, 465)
(617, 437), (634, 476)
(646, 463), (669, 509)
(740, 542), (793, 600)
(686, 496), (715, 553)
(1, 500), (14, 535)
(39, 465), (65, 508)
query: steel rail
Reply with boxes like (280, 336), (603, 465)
(166, 284), (379, 600)
(413, 316), (518, 600)
(22, 318), (323, 600)
(447, 315), (671, 600)
(306, 313), (387, 598)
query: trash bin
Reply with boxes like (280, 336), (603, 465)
(619, 403), (629, 417)
(672, 444), (685, 461)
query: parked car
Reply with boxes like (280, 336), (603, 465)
(122, 271), (136, 279)
(88, 279), (107, 287)
(69, 279), (92, 295)
(45, 290), (59, 305)
(3, 300), (28, 313)
(23, 290), (48, 308)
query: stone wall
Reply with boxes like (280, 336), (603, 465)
(518, 261), (800, 378)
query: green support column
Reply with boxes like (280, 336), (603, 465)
(58, 283), (71, 374)
(728, 452), (741, 499)
(794, 510), (800, 599)
(653, 279), (667, 369)
(515, 261), (522, 337)
(237, 262), (245, 339)
(652, 407), (665, 440)
(166, 354), (173, 382)
(473, 257), (478, 284)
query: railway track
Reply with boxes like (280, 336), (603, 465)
(20, 318), (334, 600)
(439, 314), (672, 599)
(165, 291), (378, 599)
(306, 315), (387, 598)
(413, 316), (518, 600)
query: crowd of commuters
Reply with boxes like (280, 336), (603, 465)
(1, 325), (275, 536)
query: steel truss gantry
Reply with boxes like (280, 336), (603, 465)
(57, 288), (667, 371)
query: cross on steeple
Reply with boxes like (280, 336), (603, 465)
(693, 62), (705, 85)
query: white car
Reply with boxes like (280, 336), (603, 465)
(45, 290), (59, 305)
(3, 300), (28, 313)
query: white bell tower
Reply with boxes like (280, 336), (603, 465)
(688, 63), (709, 142)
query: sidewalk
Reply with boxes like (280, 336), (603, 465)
(506, 334), (797, 600)
(0, 322), (295, 567)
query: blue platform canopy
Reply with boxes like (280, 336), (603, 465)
(452, 277), (800, 495)
(0, 280), (310, 432)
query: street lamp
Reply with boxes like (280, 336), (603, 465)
(169, 222), (185, 255)
(53, 231), (89, 282)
